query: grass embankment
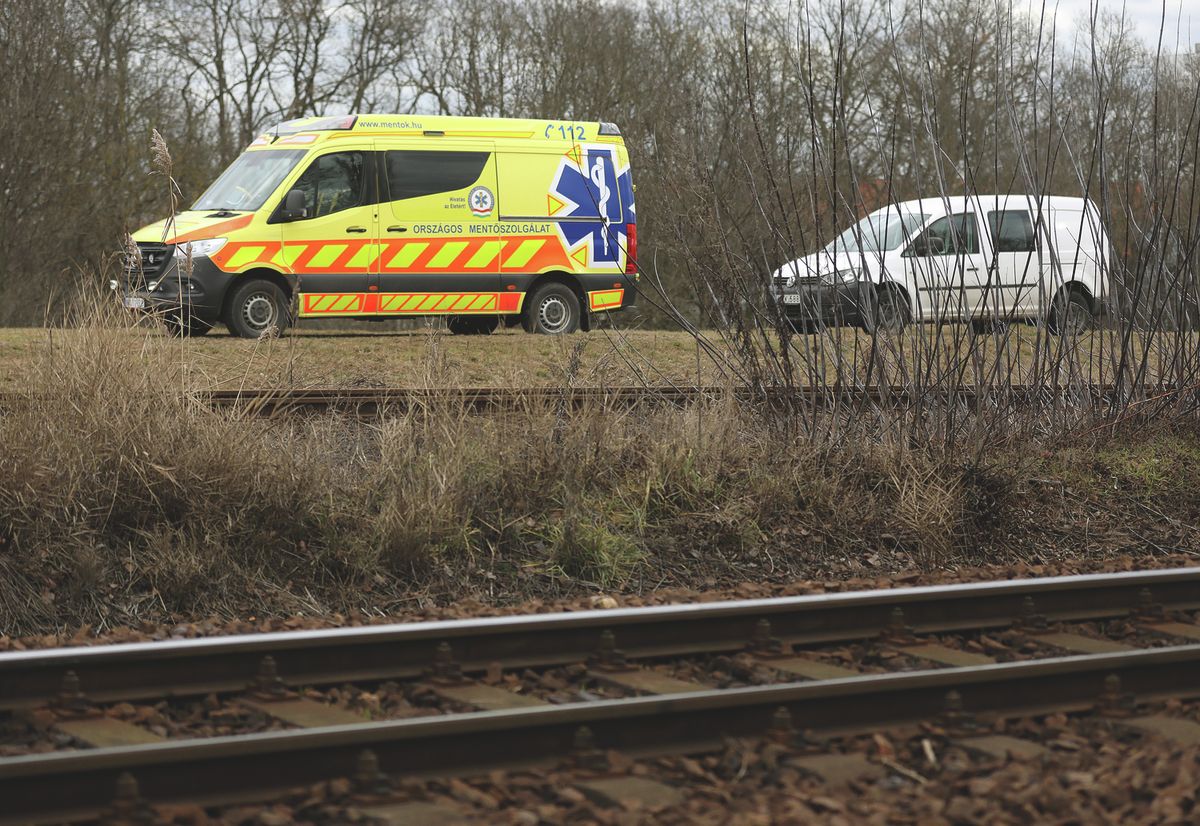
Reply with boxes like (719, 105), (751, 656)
(0, 313), (1198, 636)
(0, 322), (1192, 390)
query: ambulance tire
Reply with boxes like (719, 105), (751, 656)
(163, 314), (212, 337)
(447, 315), (499, 335)
(226, 279), (290, 338)
(524, 283), (581, 334)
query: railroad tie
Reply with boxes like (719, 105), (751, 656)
(575, 777), (685, 809)
(432, 683), (547, 711)
(1143, 621), (1200, 642)
(54, 717), (164, 748)
(241, 697), (367, 728)
(764, 657), (861, 680)
(1033, 632), (1134, 655)
(46, 671), (165, 748)
(789, 753), (886, 787)
(897, 644), (996, 668)
(954, 734), (1048, 761)
(354, 801), (472, 825)
(1118, 715), (1200, 746)
(588, 668), (711, 696)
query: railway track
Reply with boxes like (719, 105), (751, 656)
(2, 383), (1184, 417)
(2, 567), (1199, 822)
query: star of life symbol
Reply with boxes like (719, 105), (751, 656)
(548, 146), (628, 268)
(469, 186), (494, 217)
(589, 157), (611, 220)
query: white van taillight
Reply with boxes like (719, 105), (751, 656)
(625, 223), (637, 274)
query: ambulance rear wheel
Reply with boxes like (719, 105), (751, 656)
(447, 315), (499, 335)
(226, 279), (290, 338)
(524, 283), (580, 334)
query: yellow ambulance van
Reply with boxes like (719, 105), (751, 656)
(125, 114), (638, 337)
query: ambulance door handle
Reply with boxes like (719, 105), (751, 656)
(386, 226), (407, 233)
(345, 226), (367, 233)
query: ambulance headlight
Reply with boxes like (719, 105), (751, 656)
(174, 238), (227, 259)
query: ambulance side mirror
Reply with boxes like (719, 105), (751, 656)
(279, 189), (308, 221)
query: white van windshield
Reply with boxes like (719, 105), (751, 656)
(825, 211), (928, 253)
(191, 149), (308, 212)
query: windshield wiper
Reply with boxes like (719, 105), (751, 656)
(204, 209), (244, 217)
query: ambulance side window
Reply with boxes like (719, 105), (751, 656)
(291, 152), (366, 218)
(385, 151), (488, 200)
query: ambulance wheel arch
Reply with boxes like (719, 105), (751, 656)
(221, 269), (295, 338)
(522, 272), (587, 334)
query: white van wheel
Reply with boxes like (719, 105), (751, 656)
(1049, 291), (1093, 335)
(863, 287), (910, 333)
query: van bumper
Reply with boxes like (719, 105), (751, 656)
(122, 257), (232, 324)
(775, 283), (872, 330)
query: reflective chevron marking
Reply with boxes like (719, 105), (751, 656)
(428, 241), (469, 269)
(387, 242), (427, 269)
(465, 240), (503, 269)
(307, 244), (346, 268)
(212, 234), (577, 276)
(225, 245), (266, 269)
(503, 239), (546, 269)
(346, 245), (379, 269)
(588, 288), (624, 311)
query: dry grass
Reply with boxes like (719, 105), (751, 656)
(1, 300), (1199, 636)
(0, 322), (1192, 392)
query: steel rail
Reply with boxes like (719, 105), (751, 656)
(194, 383), (1143, 415)
(2, 644), (1199, 824)
(1, 568), (1196, 710)
(1, 383), (1177, 418)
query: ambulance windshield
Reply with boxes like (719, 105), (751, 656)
(825, 211), (927, 253)
(191, 149), (307, 212)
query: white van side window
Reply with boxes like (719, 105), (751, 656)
(908, 213), (979, 256)
(987, 210), (1036, 253)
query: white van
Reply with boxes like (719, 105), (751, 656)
(771, 196), (1111, 333)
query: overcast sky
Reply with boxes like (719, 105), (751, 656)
(1023, 0), (1197, 51)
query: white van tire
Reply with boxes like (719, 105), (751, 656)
(225, 279), (290, 338)
(1048, 291), (1093, 336)
(524, 283), (580, 334)
(862, 287), (910, 334)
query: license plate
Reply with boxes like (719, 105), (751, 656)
(782, 294), (803, 305)
(123, 296), (145, 309)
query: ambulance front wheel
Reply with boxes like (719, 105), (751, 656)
(524, 283), (581, 334)
(163, 314), (212, 337)
(225, 278), (291, 338)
